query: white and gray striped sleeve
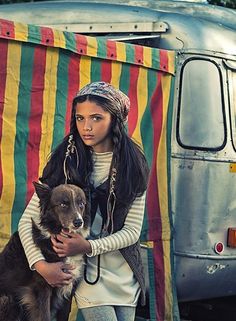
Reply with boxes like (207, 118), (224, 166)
(87, 192), (146, 257)
(18, 193), (45, 269)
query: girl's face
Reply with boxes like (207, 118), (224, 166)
(75, 100), (113, 153)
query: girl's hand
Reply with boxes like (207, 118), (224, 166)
(34, 260), (74, 287)
(51, 230), (92, 257)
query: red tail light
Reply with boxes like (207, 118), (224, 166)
(214, 242), (224, 254)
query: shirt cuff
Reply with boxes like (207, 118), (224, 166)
(29, 256), (46, 270)
(86, 239), (97, 257)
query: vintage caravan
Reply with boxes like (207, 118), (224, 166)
(0, 1), (236, 320)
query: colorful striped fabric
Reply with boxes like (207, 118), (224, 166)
(0, 19), (178, 321)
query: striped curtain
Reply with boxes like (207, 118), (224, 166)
(0, 19), (179, 321)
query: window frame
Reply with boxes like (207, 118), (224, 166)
(176, 57), (227, 152)
(225, 60), (236, 152)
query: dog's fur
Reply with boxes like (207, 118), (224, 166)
(0, 182), (90, 321)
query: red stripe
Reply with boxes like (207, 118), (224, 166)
(135, 44), (144, 65)
(26, 46), (47, 203)
(101, 59), (112, 82)
(40, 27), (54, 46)
(146, 169), (161, 239)
(147, 73), (163, 240)
(0, 39), (8, 198)
(160, 50), (168, 73)
(0, 19), (15, 39)
(65, 54), (81, 134)
(76, 35), (88, 56)
(106, 40), (117, 60)
(127, 65), (139, 136)
(147, 73), (165, 320)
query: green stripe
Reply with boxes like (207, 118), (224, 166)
(125, 43), (135, 65)
(140, 69), (156, 169)
(90, 57), (102, 82)
(119, 63), (130, 134)
(27, 24), (41, 44)
(152, 49), (160, 71)
(97, 38), (107, 58)
(139, 69), (156, 241)
(140, 208), (148, 241)
(65, 31), (77, 53)
(148, 247), (158, 321)
(118, 63), (130, 96)
(76, 311), (85, 321)
(11, 42), (35, 232)
(51, 49), (70, 150)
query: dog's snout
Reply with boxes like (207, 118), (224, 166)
(73, 218), (83, 228)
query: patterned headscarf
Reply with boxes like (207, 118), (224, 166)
(74, 81), (130, 122)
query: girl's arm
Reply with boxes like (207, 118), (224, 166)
(18, 193), (74, 286)
(18, 193), (45, 268)
(88, 192), (146, 256)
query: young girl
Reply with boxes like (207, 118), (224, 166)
(19, 81), (149, 321)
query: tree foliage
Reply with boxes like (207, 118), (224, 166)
(208, 0), (236, 9)
(0, 0), (31, 3)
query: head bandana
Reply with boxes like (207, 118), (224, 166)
(75, 81), (130, 122)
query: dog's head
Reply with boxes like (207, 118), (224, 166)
(33, 182), (90, 236)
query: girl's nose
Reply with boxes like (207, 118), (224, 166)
(84, 120), (92, 131)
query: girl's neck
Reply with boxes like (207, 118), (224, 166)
(92, 142), (113, 153)
(93, 150), (113, 155)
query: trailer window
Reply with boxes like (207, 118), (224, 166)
(177, 59), (225, 150)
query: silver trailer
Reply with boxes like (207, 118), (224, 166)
(0, 0), (236, 313)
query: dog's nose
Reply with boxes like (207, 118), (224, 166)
(73, 218), (83, 228)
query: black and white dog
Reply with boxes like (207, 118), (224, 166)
(0, 182), (90, 321)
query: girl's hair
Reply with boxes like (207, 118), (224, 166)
(40, 95), (149, 203)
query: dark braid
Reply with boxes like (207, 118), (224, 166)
(111, 118), (123, 166)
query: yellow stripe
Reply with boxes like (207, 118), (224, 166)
(87, 37), (98, 57)
(69, 298), (78, 321)
(163, 240), (174, 321)
(157, 74), (173, 320)
(39, 47), (59, 176)
(110, 61), (122, 88)
(14, 22), (28, 42)
(143, 46), (152, 69)
(116, 41), (126, 62)
(157, 74), (171, 239)
(79, 56), (91, 89)
(168, 51), (176, 75)
(0, 42), (21, 248)
(53, 29), (66, 49)
(132, 67), (147, 148)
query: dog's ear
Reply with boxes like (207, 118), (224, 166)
(33, 181), (52, 202)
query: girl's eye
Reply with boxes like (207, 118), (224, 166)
(92, 116), (102, 121)
(75, 115), (83, 121)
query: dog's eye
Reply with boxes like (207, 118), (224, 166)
(79, 202), (85, 209)
(60, 203), (68, 208)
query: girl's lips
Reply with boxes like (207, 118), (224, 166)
(82, 135), (94, 139)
